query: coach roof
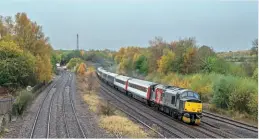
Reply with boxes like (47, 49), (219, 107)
(128, 78), (157, 86)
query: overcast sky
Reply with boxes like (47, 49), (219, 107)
(0, 0), (258, 52)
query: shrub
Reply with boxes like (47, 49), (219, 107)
(76, 62), (87, 75)
(229, 78), (257, 113)
(212, 76), (236, 109)
(171, 75), (191, 89)
(190, 74), (213, 102)
(252, 68), (258, 81)
(66, 58), (83, 69)
(97, 101), (115, 116)
(212, 75), (258, 113)
(247, 94), (258, 119)
(12, 90), (33, 115)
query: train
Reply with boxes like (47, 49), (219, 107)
(96, 67), (203, 125)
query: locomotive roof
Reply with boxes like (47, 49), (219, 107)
(155, 84), (185, 90)
(128, 78), (157, 86)
(165, 87), (188, 95)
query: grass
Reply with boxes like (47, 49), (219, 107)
(83, 93), (100, 113)
(99, 115), (148, 138)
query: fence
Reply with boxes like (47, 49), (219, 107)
(0, 97), (14, 115)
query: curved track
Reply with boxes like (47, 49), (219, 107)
(97, 76), (245, 138)
(62, 73), (86, 138)
(30, 71), (87, 138)
(30, 73), (65, 138)
(97, 78), (218, 138)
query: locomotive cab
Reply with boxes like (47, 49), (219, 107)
(178, 91), (202, 125)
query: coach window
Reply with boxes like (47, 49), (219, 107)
(171, 96), (175, 104)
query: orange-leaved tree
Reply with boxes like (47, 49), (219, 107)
(77, 62), (87, 75)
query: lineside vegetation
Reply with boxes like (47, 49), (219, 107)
(76, 66), (149, 138)
(113, 37), (258, 121)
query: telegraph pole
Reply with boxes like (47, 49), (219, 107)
(77, 34), (79, 50)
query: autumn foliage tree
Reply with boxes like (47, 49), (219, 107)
(0, 40), (36, 88)
(157, 49), (175, 74)
(77, 62), (87, 75)
(0, 13), (54, 88)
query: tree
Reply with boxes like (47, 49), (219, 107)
(251, 38), (258, 56)
(66, 58), (83, 70)
(157, 49), (175, 74)
(77, 62), (87, 75)
(251, 38), (258, 64)
(0, 40), (36, 88)
(135, 55), (148, 75)
(182, 47), (198, 73)
(171, 37), (198, 73)
(13, 13), (53, 82)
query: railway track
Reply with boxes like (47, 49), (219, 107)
(98, 78), (236, 138)
(62, 73), (86, 138)
(203, 111), (258, 133)
(99, 87), (183, 138)
(97, 79), (202, 138)
(30, 73), (65, 138)
(105, 100), (166, 138)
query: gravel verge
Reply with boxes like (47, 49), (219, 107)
(3, 75), (62, 138)
(72, 73), (115, 138)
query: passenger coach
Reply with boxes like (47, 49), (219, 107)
(114, 75), (131, 93)
(127, 78), (157, 104)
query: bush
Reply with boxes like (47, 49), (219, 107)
(190, 74), (213, 102)
(97, 101), (115, 116)
(66, 58), (83, 70)
(76, 62), (87, 75)
(228, 78), (257, 112)
(247, 94), (258, 119)
(212, 75), (258, 114)
(212, 76), (236, 109)
(252, 68), (258, 81)
(12, 90), (33, 115)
